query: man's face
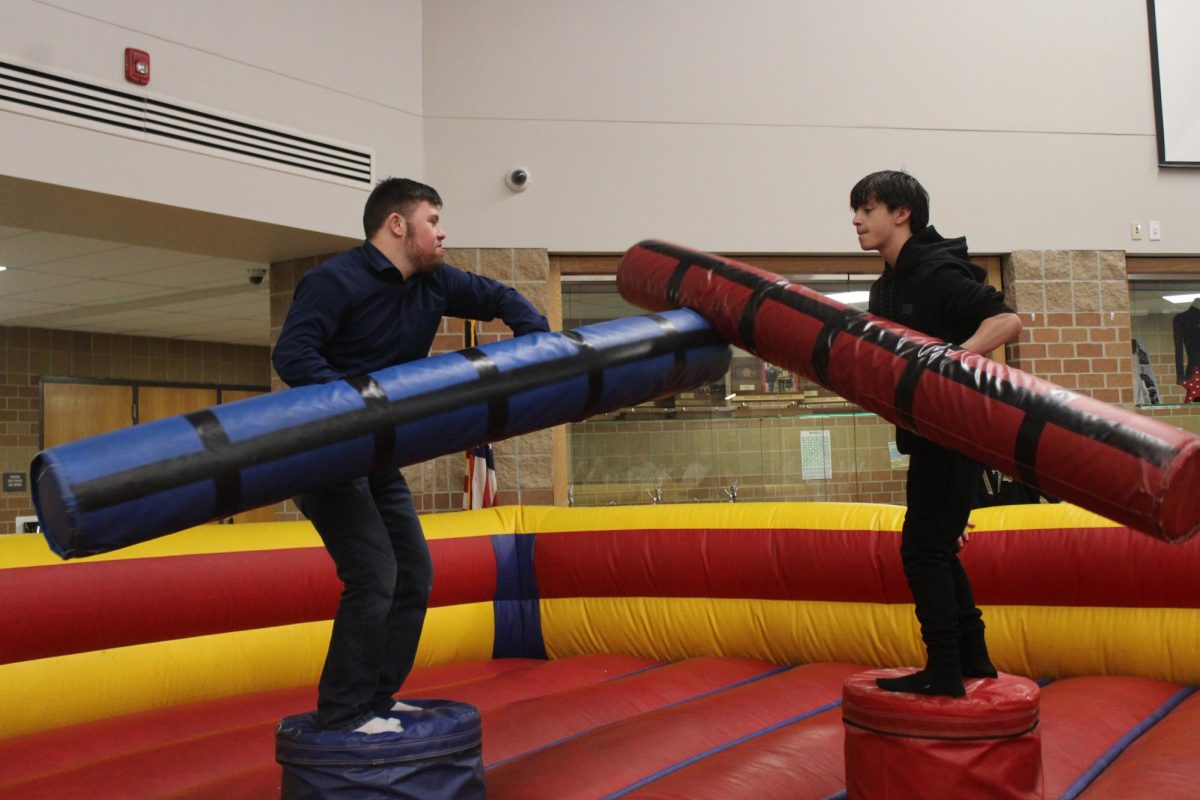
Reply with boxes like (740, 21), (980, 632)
(852, 198), (909, 254)
(402, 200), (446, 272)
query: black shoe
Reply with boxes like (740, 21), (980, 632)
(876, 666), (966, 697)
(960, 630), (999, 679)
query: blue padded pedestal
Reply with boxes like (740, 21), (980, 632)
(276, 700), (483, 800)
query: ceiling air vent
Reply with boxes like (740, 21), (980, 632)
(0, 57), (373, 186)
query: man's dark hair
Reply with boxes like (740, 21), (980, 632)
(363, 178), (442, 237)
(849, 170), (930, 232)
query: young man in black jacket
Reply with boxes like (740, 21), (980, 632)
(851, 170), (1022, 696)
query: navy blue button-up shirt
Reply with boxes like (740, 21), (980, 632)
(273, 243), (549, 387)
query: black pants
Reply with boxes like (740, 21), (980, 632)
(900, 439), (985, 666)
(299, 468), (433, 731)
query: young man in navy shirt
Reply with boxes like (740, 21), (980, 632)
(851, 170), (1022, 696)
(274, 178), (548, 733)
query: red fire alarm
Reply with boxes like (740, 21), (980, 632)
(125, 48), (150, 85)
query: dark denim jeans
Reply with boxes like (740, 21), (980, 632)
(899, 438), (986, 668)
(299, 468), (433, 731)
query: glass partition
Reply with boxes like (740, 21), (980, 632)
(1128, 275), (1200, 441)
(1129, 276), (1200, 408)
(568, 407), (910, 507)
(563, 274), (910, 507)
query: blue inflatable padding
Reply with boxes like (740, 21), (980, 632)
(32, 310), (730, 559)
(276, 700), (484, 800)
(491, 533), (545, 659)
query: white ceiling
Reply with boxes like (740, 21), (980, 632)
(0, 175), (359, 347)
(0, 224), (271, 346)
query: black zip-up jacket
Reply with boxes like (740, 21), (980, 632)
(868, 226), (1012, 346)
(868, 226), (1013, 453)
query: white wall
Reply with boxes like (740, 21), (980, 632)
(2, 1), (1196, 257)
(0, 0), (425, 242)
(423, 0), (1199, 255)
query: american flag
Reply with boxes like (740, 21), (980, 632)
(464, 443), (498, 509)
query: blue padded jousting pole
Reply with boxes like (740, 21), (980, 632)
(32, 310), (730, 559)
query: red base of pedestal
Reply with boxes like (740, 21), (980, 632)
(843, 669), (1044, 800)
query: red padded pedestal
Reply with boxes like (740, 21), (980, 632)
(843, 669), (1043, 800)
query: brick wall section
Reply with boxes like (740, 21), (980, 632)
(268, 253), (335, 392)
(0, 325), (269, 533)
(408, 247), (555, 511)
(1003, 250), (1133, 405)
(268, 247), (555, 516)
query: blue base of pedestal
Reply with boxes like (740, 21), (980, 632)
(276, 699), (484, 800)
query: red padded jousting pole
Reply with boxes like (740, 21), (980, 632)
(617, 240), (1200, 543)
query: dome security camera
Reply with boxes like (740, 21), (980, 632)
(505, 167), (531, 192)
(247, 268), (267, 286)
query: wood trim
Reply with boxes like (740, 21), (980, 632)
(553, 254), (620, 275)
(556, 252), (1002, 283)
(39, 375), (269, 392)
(547, 254), (569, 506)
(1127, 257), (1200, 275)
(734, 255), (883, 274)
(554, 253), (883, 276)
(980, 255), (1003, 291)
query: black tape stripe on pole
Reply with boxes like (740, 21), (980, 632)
(345, 374), (396, 472)
(811, 309), (857, 388)
(648, 313), (688, 388)
(561, 331), (606, 420)
(460, 348), (509, 440)
(183, 409), (242, 518)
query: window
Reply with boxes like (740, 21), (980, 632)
(563, 273), (875, 413)
(561, 269), (899, 507)
(1129, 276), (1200, 407)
